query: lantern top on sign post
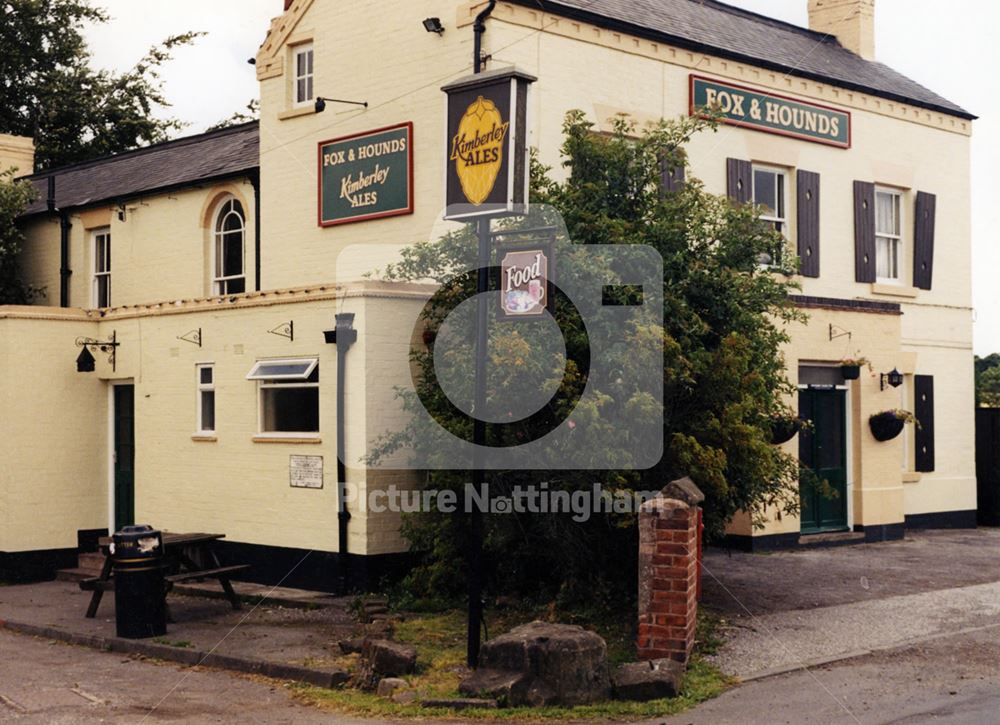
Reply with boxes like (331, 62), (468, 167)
(442, 67), (536, 221)
(440, 66), (538, 94)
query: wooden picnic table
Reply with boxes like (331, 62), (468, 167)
(81, 532), (249, 618)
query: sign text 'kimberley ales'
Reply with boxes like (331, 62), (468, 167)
(498, 244), (553, 320)
(690, 75), (851, 148)
(318, 122), (413, 226)
(442, 69), (534, 220)
(450, 96), (510, 205)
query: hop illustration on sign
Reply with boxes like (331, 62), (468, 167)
(449, 95), (509, 205)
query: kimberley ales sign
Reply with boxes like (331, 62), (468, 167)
(318, 122), (413, 226)
(690, 75), (851, 148)
(442, 69), (535, 220)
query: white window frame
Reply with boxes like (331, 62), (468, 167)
(751, 164), (788, 267)
(249, 358), (320, 437)
(91, 227), (111, 308)
(196, 363), (216, 435)
(212, 197), (246, 295)
(293, 43), (314, 107)
(875, 187), (903, 284)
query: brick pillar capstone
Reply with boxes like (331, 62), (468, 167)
(637, 476), (705, 665)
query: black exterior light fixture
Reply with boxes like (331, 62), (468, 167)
(881, 367), (904, 391)
(314, 96), (368, 114)
(423, 17), (445, 35)
(75, 331), (120, 373)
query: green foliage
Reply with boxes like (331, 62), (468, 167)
(976, 354), (1000, 407)
(0, 167), (41, 303)
(370, 111), (804, 604)
(207, 100), (260, 132)
(0, 0), (202, 170)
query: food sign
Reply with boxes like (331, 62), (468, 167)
(498, 243), (553, 320)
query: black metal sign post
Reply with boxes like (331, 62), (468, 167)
(468, 1), (494, 669)
(442, 2), (534, 667)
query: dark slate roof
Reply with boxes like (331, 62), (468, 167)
(509, 0), (973, 119)
(22, 121), (259, 216)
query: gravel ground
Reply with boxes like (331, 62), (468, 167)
(701, 529), (1000, 616)
(699, 528), (1000, 679)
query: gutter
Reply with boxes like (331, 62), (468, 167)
(325, 313), (358, 592)
(249, 169), (261, 292)
(46, 176), (72, 307)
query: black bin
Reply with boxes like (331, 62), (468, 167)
(112, 525), (167, 639)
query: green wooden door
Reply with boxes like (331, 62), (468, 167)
(114, 384), (135, 531)
(799, 386), (848, 533)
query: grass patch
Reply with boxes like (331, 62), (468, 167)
(292, 607), (732, 720)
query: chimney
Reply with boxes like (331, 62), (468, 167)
(0, 133), (35, 176)
(808, 0), (875, 60)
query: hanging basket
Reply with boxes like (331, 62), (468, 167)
(869, 412), (906, 442)
(769, 417), (802, 445)
(840, 364), (861, 381)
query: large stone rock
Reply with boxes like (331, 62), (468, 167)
(611, 658), (683, 701)
(357, 639), (417, 689)
(376, 677), (409, 698)
(459, 621), (610, 706)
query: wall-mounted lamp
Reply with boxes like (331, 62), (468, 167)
(75, 331), (120, 373)
(314, 96), (368, 113)
(880, 367), (904, 391)
(423, 17), (445, 35)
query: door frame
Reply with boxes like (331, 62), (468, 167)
(798, 382), (854, 532)
(107, 379), (135, 534)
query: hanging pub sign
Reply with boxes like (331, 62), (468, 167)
(442, 68), (536, 220)
(497, 241), (553, 320)
(317, 122), (413, 226)
(690, 75), (851, 148)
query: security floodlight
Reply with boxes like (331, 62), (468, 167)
(423, 17), (445, 34)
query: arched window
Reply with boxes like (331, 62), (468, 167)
(213, 198), (246, 295)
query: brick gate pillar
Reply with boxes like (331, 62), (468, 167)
(636, 477), (705, 664)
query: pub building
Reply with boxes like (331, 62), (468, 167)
(0, 0), (976, 586)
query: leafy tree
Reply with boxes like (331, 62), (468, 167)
(371, 112), (804, 605)
(1, 0), (202, 170)
(978, 361), (1000, 408)
(0, 167), (41, 303)
(207, 100), (260, 132)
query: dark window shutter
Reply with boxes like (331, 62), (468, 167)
(915, 375), (935, 472)
(658, 150), (686, 198)
(796, 170), (820, 278)
(913, 191), (936, 290)
(726, 158), (752, 204)
(853, 180), (876, 283)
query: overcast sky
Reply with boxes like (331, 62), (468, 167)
(82, 1), (999, 354)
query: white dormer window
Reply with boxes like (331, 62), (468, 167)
(294, 44), (314, 106)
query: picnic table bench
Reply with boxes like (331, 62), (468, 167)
(80, 532), (249, 618)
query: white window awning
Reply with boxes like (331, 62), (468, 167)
(246, 358), (318, 381)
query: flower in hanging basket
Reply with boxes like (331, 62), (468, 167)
(869, 409), (917, 442)
(839, 356), (871, 381)
(769, 416), (803, 445)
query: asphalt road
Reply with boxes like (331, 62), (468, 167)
(657, 624), (1000, 725)
(0, 631), (374, 724)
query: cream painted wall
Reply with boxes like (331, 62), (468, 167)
(0, 284), (432, 556)
(0, 310), (107, 553)
(257, 0), (474, 290)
